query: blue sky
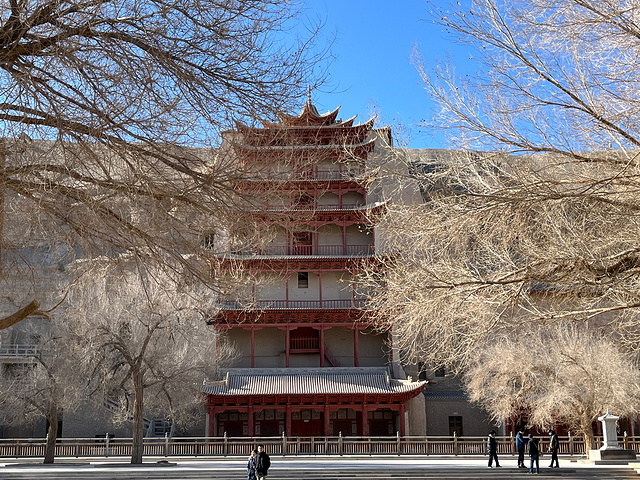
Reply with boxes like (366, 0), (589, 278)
(301, 1), (470, 149)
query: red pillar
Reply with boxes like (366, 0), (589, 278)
(320, 327), (325, 367)
(286, 405), (292, 436)
(362, 405), (369, 436)
(248, 406), (255, 437)
(353, 328), (360, 367)
(324, 405), (331, 436)
(251, 327), (255, 368)
(209, 407), (216, 437)
(399, 404), (406, 436)
(285, 326), (290, 368)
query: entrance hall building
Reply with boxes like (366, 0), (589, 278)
(204, 98), (426, 437)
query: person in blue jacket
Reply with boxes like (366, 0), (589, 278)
(515, 430), (528, 468)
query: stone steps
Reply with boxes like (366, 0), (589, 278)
(0, 465), (638, 480)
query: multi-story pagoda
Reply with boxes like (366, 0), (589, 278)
(204, 97), (426, 438)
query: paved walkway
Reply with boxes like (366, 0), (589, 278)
(0, 456), (637, 479)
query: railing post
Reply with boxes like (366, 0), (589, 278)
(282, 432), (286, 456)
(425, 436), (429, 456)
(223, 432), (228, 457)
(624, 431), (629, 450)
(105, 433), (110, 458)
(397, 431), (401, 456)
(568, 431), (573, 456)
(510, 431), (514, 455)
(164, 432), (169, 457)
(453, 431), (458, 456)
(338, 432), (343, 456)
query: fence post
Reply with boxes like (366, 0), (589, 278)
(453, 431), (458, 456)
(338, 432), (343, 456)
(105, 433), (110, 458)
(510, 431), (514, 455)
(164, 432), (169, 457)
(425, 436), (429, 456)
(223, 432), (228, 457)
(624, 431), (629, 450)
(568, 431), (573, 456)
(397, 431), (401, 456)
(282, 432), (287, 457)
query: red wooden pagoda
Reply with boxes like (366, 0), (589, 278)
(205, 97), (425, 437)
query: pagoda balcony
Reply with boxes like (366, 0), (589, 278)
(218, 299), (368, 310)
(262, 202), (363, 211)
(298, 169), (365, 181)
(230, 244), (374, 257)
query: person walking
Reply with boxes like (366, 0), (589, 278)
(516, 430), (527, 468)
(487, 430), (501, 468)
(254, 444), (271, 480)
(528, 433), (540, 474)
(548, 429), (560, 468)
(247, 449), (258, 480)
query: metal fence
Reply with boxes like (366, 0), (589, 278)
(0, 433), (635, 459)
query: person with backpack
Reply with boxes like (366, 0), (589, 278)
(254, 444), (271, 480)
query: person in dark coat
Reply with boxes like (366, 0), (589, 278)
(254, 444), (271, 480)
(247, 448), (258, 480)
(548, 429), (560, 468)
(487, 430), (501, 468)
(515, 430), (528, 468)
(528, 433), (540, 474)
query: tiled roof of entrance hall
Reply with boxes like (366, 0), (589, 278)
(202, 367), (426, 396)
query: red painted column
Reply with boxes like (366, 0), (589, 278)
(251, 328), (255, 368)
(320, 327), (325, 367)
(209, 407), (216, 437)
(362, 405), (369, 436)
(286, 405), (292, 436)
(400, 404), (406, 436)
(353, 328), (359, 367)
(343, 223), (347, 255)
(318, 272), (323, 308)
(286, 326), (290, 368)
(324, 405), (331, 436)
(248, 405), (255, 437)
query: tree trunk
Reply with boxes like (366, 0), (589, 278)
(131, 372), (144, 464)
(581, 417), (596, 456)
(43, 406), (59, 464)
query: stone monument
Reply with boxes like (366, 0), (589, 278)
(588, 411), (636, 462)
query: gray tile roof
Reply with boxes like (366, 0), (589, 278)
(203, 367), (426, 396)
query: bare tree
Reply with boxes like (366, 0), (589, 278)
(0, 0), (327, 326)
(363, 0), (640, 364)
(66, 263), (236, 464)
(356, 0), (640, 442)
(464, 323), (640, 452)
(0, 317), (89, 463)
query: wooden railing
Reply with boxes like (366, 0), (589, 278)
(227, 244), (374, 257)
(0, 433), (631, 458)
(218, 299), (368, 310)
